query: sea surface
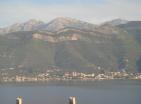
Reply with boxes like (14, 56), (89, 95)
(0, 80), (141, 104)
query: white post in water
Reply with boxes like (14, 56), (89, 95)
(16, 97), (22, 104)
(69, 97), (76, 104)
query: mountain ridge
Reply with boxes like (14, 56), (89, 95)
(103, 18), (129, 26)
(0, 17), (141, 73)
(0, 17), (97, 34)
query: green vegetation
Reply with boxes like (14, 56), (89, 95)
(0, 19), (141, 73)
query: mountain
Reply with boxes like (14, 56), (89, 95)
(40, 17), (96, 32)
(0, 17), (96, 35)
(118, 21), (141, 45)
(104, 19), (128, 26)
(0, 19), (44, 35)
(118, 21), (141, 72)
(0, 18), (141, 73)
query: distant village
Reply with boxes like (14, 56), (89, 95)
(0, 68), (141, 83)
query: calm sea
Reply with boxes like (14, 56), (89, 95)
(0, 80), (141, 104)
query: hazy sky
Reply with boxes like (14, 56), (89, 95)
(0, 0), (141, 27)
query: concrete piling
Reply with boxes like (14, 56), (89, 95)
(16, 97), (22, 104)
(16, 96), (76, 104)
(69, 97), (76, 104)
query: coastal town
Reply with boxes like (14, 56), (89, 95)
(0, 68), (141, 83)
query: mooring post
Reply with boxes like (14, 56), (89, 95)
(69, 97), (76, 104)
(16, 97), (22, 104)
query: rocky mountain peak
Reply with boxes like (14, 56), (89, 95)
(41, 17), (96, 32)
(104, 18), (128, 26)
(24, 19), (44, 25)
(43, 17), (80, 32)
(51, 17), (78, 24)
(0, 19), (44, 34)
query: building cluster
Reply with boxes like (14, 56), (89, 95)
(0, 70), (141, 82)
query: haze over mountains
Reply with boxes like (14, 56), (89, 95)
(0, 17), (141, 73)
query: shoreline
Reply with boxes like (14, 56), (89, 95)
(0, 79), (141, 86)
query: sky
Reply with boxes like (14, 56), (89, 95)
(0, 0), (141, 27)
